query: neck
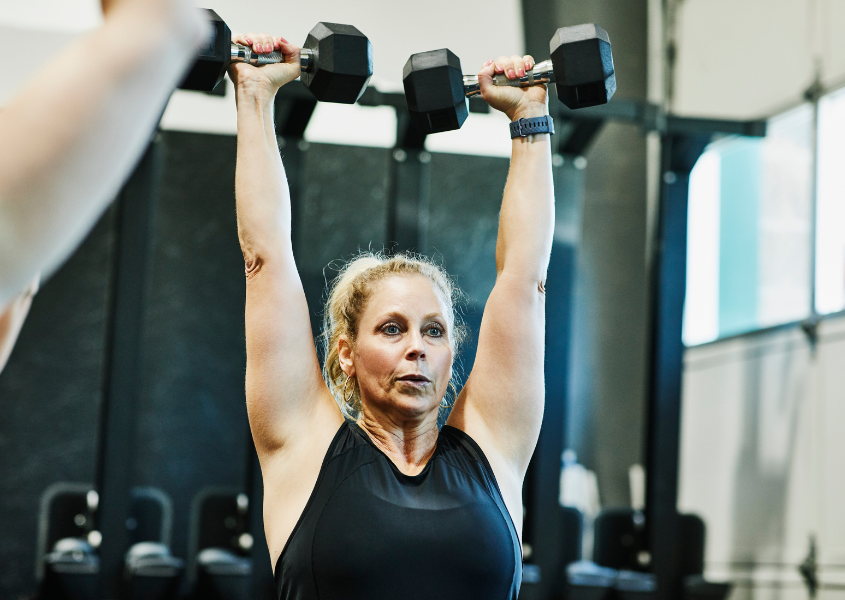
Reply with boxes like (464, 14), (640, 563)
(357, 409), (440, 476)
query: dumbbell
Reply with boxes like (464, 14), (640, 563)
(179, 9), (373, 104)
(402, 24), (615, 134)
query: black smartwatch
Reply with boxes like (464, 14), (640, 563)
(509, 115), (555, 138)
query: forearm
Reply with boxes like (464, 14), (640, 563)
(0, 2), (203, 306)
(234, 83), (293, 270)
(496, 108), (555, 282)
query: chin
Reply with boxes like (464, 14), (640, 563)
(388, 394), (439, 418)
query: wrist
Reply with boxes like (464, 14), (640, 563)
(235, 78), (276, 107)
(506, 102), (548, 122)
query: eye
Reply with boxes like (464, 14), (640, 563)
(383, 324), (400, 335)
(426, 325), (443, 337)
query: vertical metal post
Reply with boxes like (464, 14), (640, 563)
(645, 133), (710, 600)
(387, 112), (429, 254)
(387, 148), (431, 253)
(96, 138), (161, 597)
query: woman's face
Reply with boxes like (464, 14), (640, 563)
(341, 274), (454, 420)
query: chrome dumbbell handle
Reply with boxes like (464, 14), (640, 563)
(229, 44), (315, 71)
(463, 59), (555, 97)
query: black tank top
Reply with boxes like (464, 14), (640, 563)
(274, 420), (522, 599)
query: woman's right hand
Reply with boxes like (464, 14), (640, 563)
(228, 33), (302, 96)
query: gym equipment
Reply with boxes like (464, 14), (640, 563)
(41, 538), (100, 600)
(402, 24), (615, 134)
(180, 9), (373, 104)
(188, 488), (253, 599)
(125, 542), (184, 600)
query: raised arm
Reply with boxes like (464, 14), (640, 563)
(448, 55), (553, 480)
(0, 0), (204, 308)
(228, 34), (342, 456)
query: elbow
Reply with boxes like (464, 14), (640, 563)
(242, 250), (265, 280)
(496, 268), (549, 301)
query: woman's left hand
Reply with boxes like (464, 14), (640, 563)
(478, 55), (548, 121)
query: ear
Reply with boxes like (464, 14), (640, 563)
(338, 335), (355, 377)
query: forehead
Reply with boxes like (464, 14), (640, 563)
(363, 275), (448, 319)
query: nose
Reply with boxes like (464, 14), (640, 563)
(405, 329), (426, 361)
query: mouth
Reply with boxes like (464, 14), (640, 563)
(396, 374), (432, 388)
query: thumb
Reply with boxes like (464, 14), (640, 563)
(278, 40), (301, 66)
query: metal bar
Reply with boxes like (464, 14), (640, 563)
(645, 133), (712, 600)
(96, 138), (161, 597)
(275, 83), (318, 139)
(387, 148), (430, 253)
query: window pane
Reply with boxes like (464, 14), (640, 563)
(816, 87), (845, 314)
(684, 104), (814, 345)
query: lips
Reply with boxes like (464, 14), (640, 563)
(397, 374), (431, 384)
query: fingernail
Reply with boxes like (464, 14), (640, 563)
(245, 38), (252, 44)
(525, 61), (531, 71)
(507, 69), (516, 79)
(265, 43), (272, 52)
(518, 68), (525, 77)
(495, 64), (504, 73)
(280, 37), (288, 44)
(485, 59), (493, 66)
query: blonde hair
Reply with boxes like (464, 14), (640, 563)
(321, 251), (465, 418)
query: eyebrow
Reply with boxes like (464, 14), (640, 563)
(379, 311), (447, 324)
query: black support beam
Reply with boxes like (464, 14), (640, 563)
(96, 139), (161, 597)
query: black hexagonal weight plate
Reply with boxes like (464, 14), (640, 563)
(300, 22), (373, 104)
(402, 49), (468, 134)
(550, 24), (616, 109)
(179, 9), (231, 92)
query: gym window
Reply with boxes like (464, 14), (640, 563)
(815, 86), (845, 314)
(683, 103), (815, 346)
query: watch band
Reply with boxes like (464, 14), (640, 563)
(509, 115), (555, 138)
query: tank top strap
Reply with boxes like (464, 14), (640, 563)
(438, 425), (503, 493)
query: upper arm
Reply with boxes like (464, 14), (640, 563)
(447, 271), (546, 477)
(244, 253), (343, 455)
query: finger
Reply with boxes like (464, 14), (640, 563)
(258, 34), (275, 54)
(478, 59), (495, 83)
(523, 55), (535, 72)
(232, 33), (250, 46)
(246, 33), (274, 53)
(495, 55), (509, 77)
(511, 55), (525, 78)
(243, 32), (261, 52)
(279, 40), (301, 65)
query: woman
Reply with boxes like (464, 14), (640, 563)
(229, 32), (553, 599)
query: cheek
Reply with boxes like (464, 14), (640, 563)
(356, 339), (402, 377)
(434, 346), (454, 379)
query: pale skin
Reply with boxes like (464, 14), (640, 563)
(231, 33), (553, 571)
(0, 0), (205, 372)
